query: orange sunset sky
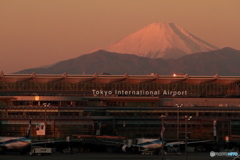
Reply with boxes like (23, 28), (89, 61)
(1, 0), (240, 74)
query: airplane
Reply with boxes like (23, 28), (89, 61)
(121, 138), (212, 154)
(0, 119), (64, 154)
(99, 125), (212, 154)
(0, 119), (32, 154)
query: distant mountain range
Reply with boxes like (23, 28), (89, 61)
(95, 23), (219, 59)
(12, 23), (240, 76)
(15, 47), (240, 76)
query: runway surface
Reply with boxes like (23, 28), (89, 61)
(0, 152), (236, 160)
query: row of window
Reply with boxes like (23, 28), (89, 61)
(5, 111), (240, 117)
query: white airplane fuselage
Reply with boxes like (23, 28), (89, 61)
(0, 137), (31, 150)
(138, 139), (163, 151)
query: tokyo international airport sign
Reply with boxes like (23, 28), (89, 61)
(92, 89), (187, 97)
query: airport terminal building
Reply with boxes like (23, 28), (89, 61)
(1, 72), (240, 142)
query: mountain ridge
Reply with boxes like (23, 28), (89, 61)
(14, 47), (240, 76)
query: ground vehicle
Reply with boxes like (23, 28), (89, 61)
(29, 147), (52, 156)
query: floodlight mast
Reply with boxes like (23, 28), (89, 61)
(176, 104), (183, 140)
(184, 115), (192, 160)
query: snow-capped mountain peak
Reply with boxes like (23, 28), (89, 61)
(100, 23), (219, 59)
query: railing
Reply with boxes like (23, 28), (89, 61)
(0, 115), (239, 120)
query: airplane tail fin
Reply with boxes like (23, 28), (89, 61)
(25, 119), (32, 138)
(159, 123), (165, 140)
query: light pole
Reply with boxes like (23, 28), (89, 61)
(43, 103), (50, 146)
(43, 103), (50, 127)
(184, 115), (192, 160)
(176, 104), (183, 140)
(213, 120), (217, 143)
(160, 115), (166, 160)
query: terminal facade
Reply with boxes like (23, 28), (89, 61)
(0, 72), (240, 142)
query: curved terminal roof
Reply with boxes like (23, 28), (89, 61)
(1, 72), (240, 85)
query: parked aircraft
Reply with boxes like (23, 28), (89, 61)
(99, 124), (212, 154)
(0, 119), (32, 154)
(0, 119), (63, 154)
(121, 138), (211, 154)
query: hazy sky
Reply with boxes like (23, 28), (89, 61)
(1, 0), (240, 74)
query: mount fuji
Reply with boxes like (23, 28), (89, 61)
(14, 23), (240, 76)
(100, 23), (219, 59)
